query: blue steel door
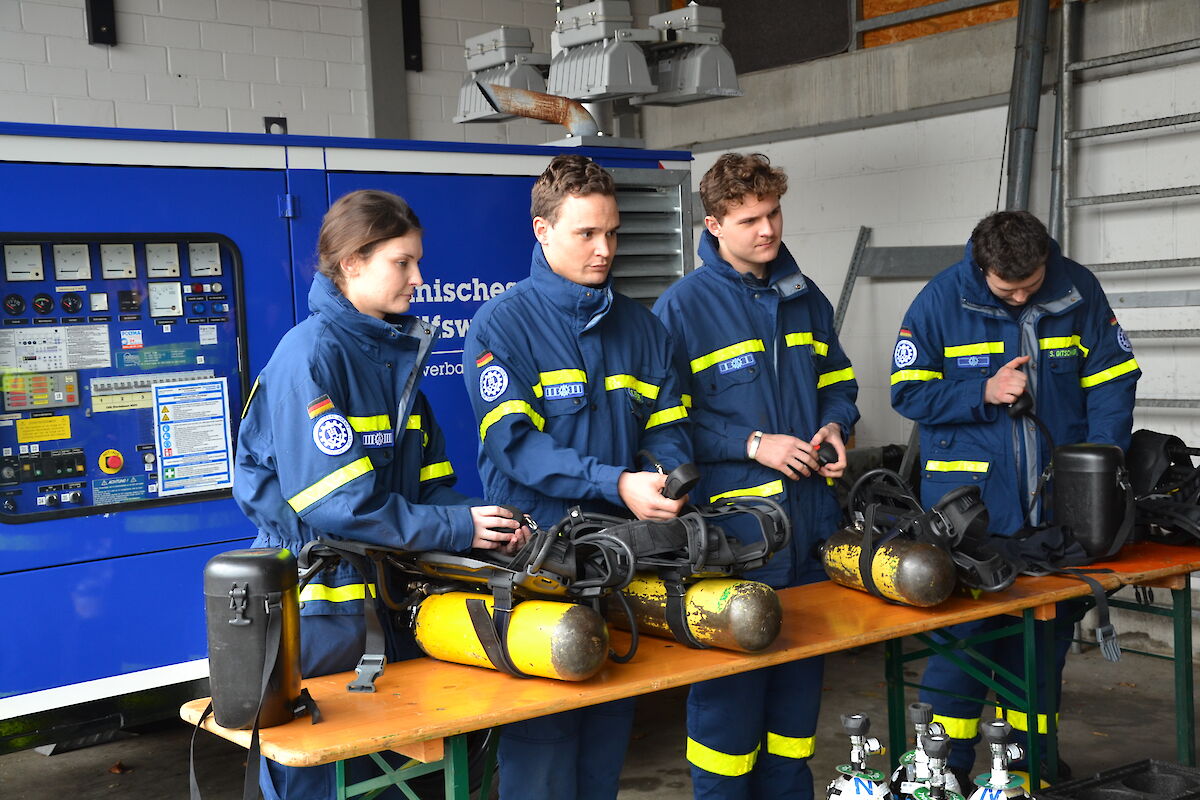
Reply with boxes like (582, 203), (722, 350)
(0, 160), (293, 700)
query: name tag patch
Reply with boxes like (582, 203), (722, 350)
(718, 353), (756, 374)
(360, 430), (394, 448)
(956, 355), (990, 368)
(1048, 347), (1079, 359)
(545, 382), (585, 400)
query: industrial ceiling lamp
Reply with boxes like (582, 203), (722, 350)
(632, 2), (742, 106)
(454, 27), (551, 123)
(546, 0), (657, 102)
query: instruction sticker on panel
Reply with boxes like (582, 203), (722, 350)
(153, 377), (234, 498)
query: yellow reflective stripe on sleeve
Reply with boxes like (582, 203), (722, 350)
(604, 374), (661, 399)
(766, 732), (815, 759)
(645, 405), (687, 429)
(299, 581), (377, 603)
(690, 339), (766, 374)
(891, 369), (943, 385)
(479, 400), (546, 441)
(241, 377), (259, 419)
(532, 369), (588, 398)
(406, 415), (421, 430)
(1080, 357), (1139, 388)
(681, 394), (692, 409)
(686, 738), (759, 777)
(784, 332), (830, 356)
(419, 461), (454, 482)
(1039, 335), (1089, 357)
(710, 479), (784, 503)
(925, 460), (990, 473)
(288, 456), (374, 513)
(944, 341), (1005, 358)
(817, 367), (855, 388)
(933, 714), (979, 740)
(998, 708), (1058, 734)
(347, 414), (390, 432)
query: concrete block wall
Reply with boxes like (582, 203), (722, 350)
(0, 0), (369, 136)
(679, 6), (1200, 452)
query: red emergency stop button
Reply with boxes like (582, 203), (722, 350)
(99, 448), (124, 474)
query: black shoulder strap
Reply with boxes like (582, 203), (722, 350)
(463, 576), (531, 678)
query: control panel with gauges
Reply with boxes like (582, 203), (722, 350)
(0, 234), (247, 521)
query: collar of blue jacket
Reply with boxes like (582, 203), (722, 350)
(697, 230), (809, 300)
(529, 242), (614, 331)
(307, 270), (436, 348)
(959, 236), (1079, 313)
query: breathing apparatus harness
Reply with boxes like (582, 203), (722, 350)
(296, 457), (791, 688)
(846, 467), (1016, 596)
(1127, 429), (1200, 544)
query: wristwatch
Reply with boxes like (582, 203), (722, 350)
(747, 430), (764, 459)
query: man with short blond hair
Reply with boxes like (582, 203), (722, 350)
(464, 154), (692, 800)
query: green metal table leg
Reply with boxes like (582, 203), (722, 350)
(1173, 585), (1196, 766)
(1023, 609), (1042, 791)
(1041, 609), (1058, 784)
(886, 638), (907, 771)
(444, 734), (470, 800)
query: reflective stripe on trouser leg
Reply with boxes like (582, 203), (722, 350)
(918, 617), (1000, 773)
(688, 657), (823, 800)
(755, 656), (823, 800)
(498, 698), (636, 800)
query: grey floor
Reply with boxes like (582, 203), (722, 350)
(0, 636), (1194, 799)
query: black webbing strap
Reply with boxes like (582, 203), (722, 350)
(337, 549), (387, 693)
(663, 576), (707, 649)
(190, 592), (285, 800)
(856, 504), (893, 601)
(464, 576), (531, 678)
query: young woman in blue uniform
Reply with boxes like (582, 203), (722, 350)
(234, 189), (527, 800)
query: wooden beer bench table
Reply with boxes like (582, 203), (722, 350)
(182, 541), (1199, 798)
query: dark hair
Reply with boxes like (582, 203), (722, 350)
(971, 211), (1050, 281)
(699, 152), (788, 220)
(530, 155), (615, 224)
(317, 190), (422, 288)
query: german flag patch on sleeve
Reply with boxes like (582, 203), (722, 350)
(307, 394), (334, 418)
(475, 351), (494, 368)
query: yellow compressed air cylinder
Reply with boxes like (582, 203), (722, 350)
(614, 576), (783, 652)
(821, 528), (957, 607)
(412, 591), (608, 681)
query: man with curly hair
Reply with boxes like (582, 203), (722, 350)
(654, 152), (860, 800)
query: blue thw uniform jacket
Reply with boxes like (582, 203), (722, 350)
(891, 239), (1140, 535)
(462, 245), (692, 528)
(234, 272), (475, 617)
(653, 232), (860, 588)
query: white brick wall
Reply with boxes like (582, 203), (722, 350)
(0, 0), (368, 136)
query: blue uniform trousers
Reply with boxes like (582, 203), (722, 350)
(496, 698), (637, 800)
(687, 655), (825, 800)
(917, 600), (1084, 774)
(260, 612), (423, 800)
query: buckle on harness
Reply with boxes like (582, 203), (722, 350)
(347, 654), (386, 693)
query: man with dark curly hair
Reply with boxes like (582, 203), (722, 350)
(654, 152), (860, 800)
(891, 210), (1140, 787)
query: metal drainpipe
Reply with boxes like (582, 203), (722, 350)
(1005, 0), (1051, 211)
(477, 83), (601, 137)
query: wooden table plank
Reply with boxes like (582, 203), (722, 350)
(180, 542), (1200, 768)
